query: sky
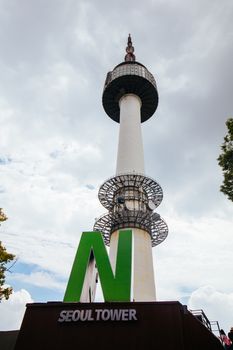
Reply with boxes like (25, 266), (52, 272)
(0, 0), (232, 333)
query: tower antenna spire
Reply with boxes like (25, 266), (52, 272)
(125, 34), (136, 62)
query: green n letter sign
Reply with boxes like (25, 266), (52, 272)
(64, 230), (132, 302)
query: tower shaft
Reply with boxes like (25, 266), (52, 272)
(110, 228), (156, 301)
(112, 92), (156, 300)
(116, 94), (144, 174)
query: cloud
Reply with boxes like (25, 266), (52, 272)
(9, 272), (66, 291)
(188, 286), (233, 334)
(0, 289), (33, 331)
(155, 214), (233, 294)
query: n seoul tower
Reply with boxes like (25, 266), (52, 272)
(94, 35), (168, 301)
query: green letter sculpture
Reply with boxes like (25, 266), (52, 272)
(64, 230), (132, 302)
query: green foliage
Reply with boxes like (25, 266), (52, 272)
(0, 209), (15, 301)
(0, 208), (7, 222)
(218, 118), (233, 202)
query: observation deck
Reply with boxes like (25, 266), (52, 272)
(102, 61), (158, 123)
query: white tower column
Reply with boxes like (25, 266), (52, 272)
(109, 227), (156, 301)
(110, 94), (155, 301)
(110, 93), (156, 301)
(116, 94), (144, 174)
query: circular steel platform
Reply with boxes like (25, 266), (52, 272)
(93, 210), (168, 247)
(98, 173), (163, 210)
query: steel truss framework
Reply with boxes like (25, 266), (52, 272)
(93, 210), (168, 247)
(94, 173), (168, 247)
(98, 173), (163, 210)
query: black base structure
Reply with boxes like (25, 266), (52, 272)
(0, 330), (19, 350)
(14, 301), (223, 350)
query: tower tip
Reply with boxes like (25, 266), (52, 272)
(125, 34), (136, 62)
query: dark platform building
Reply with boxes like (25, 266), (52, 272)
(11, 301), (223, 350)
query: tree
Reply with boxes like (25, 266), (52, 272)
(0, 208), (15, 301)
(218, 118), (233, 202)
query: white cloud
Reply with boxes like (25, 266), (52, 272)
(0, 289), (33, 331)
(155, 214), (233, 298)
(188, 286), (233, 334)
(10, 272), (66, 291)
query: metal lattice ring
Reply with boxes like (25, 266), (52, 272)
(98, 173), (163, 210)
(150, 215), (168, 247)
(93, 211), (168, 247)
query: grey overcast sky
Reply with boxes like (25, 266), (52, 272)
(0, 0), (232, 332)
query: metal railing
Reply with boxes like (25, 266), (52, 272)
(190, 309), (212, 331)
(190, 309), (222, 342)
